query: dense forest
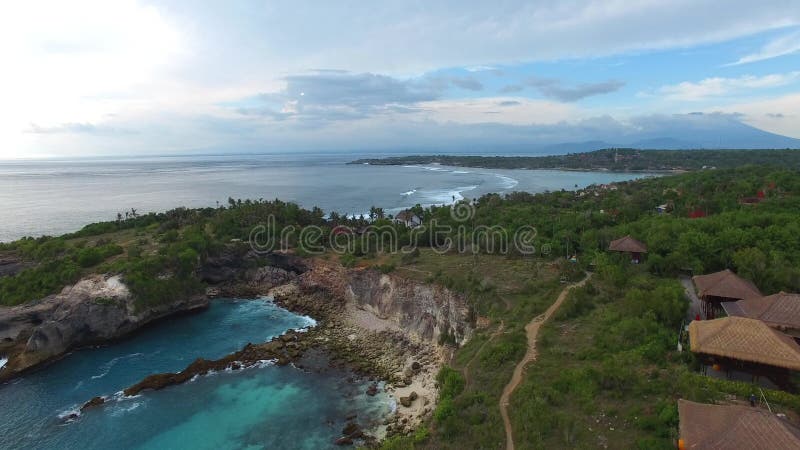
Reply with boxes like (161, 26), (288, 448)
(3, 166), (800, 306)
(351, 148), (800, 171)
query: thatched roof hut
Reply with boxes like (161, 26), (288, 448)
(688, 317), (800, 371)
(608, 235), (648, 253)
(724, 292), (800, 336)
(692, 270), (762, 301)
(678, 399), (800, 449)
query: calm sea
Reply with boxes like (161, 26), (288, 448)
(0, 152), (650, 242)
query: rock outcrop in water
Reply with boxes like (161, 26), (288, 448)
(0, 275), (207, 381)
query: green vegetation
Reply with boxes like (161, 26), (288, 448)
(351, 148), (800, 172)
(4, 159), (800, 448)
(373, 165), (800, 449)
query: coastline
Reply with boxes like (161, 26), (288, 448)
(352, 160), (680, 174)
(65, 255), (462, 446)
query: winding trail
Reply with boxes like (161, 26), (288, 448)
(499, 273), (591, 450)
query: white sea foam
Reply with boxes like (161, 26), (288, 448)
(109, 401), (142, 417)
(452, 170), (471, 174)
(90, 353), (144, 380)
(495, 174), (519, 189)
(400, 189), (417, 196)
(422, 185), (479, 205)
(57, 407), (81, 423)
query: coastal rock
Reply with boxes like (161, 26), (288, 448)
(366, 383), (378, 396)
(399, 396), (413, 408)
(199, 248), (308, 289)
(334, 436), (353, 446)
(343, 268), (473, 345)
(0, 256), (29, 278)
(81, 396), (105, 411)
(0, 274), (209, 381)
(342, 421), (362, 437)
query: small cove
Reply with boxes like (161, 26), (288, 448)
(0, 298), (391, 449)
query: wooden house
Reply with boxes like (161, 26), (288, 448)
(724, 292), (800, 338)
(678, 399), (800, 449)
(688, 317), (800, 390)
(692, 269), (762, 319)
(608, 235), (647, 264)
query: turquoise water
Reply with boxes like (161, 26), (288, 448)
(0, 299), (391, 449)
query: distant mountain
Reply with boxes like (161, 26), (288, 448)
(621, 114), (800, 149)
(517, 114), (800, 153)
(434, 114), (799, 156)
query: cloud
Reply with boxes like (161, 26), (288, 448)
(234, 71), (445, 124)
(6, 1), (800, 158)
(499, 84), (524, 93)
(415, 97), (578, 125)
(465, 65), (496, 72)
(656, 71), (800, 100)
(527, 78), (625, 101)
(449, 76), (484, 91)
(728, 29), (800, 65)
(713, 92), (800, 138)
(26, 122), (135, 135)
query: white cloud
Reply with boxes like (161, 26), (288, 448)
(414, 98), (579, 125)
(656, 72), (800, 101)
(728, 29), (800, 65)
(714, 93), (800, 138)
(3, 0), (800, 157)
(0, 0), (184, 158)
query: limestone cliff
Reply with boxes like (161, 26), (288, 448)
(0, 275), (207, 381)
(293, 259), (473, 347)
(344, 269), (473, 346)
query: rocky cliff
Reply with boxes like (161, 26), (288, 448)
(344, 269), (473, 346)
(0, 275), (207, 381)
(291, 259), (473, 347)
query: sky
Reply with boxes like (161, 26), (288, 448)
(1, 0), (800, 159)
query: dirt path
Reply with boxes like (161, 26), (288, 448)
(499, 273), (592, 450)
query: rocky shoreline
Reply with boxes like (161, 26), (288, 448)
(80, 266), (450, 444)
(0, 274), (208, 382)
(2, 248), (473, 446)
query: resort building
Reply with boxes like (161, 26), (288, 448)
(677, 399), (800, 449)
(608, 235), (647, 264)
(393, 210), (422, 228)
(692, 269), (762, 319)
(688, 316), (800, 390)
(724, 292), (800, 338)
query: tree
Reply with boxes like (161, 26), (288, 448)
(733, 247), (768, 289)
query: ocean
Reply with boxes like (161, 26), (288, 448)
(0, 298), (391, 450)
(0, 152), (651, 242)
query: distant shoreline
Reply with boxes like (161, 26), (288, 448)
(359, 161), (682, 175)
(349, 148), (800, 173)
